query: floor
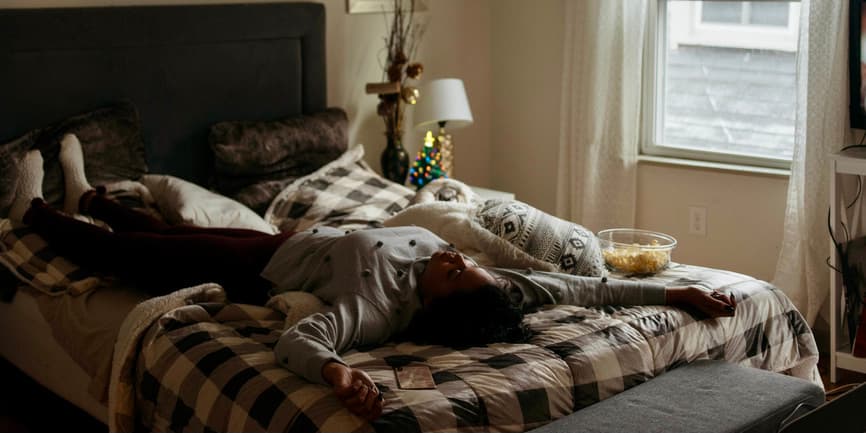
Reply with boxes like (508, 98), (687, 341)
(0, 354), (863, 432)
(817, 355), (866, 401)
(0, 358), (106, 433)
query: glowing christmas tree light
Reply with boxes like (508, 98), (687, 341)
(408, 131), (446, 189)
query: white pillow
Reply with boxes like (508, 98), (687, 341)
(265, 291), (327, 329)
(141, 174), (277, 234)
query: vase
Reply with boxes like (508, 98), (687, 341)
(381, 134), (409, 184)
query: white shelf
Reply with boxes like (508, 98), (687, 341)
(831, 148), (866, 175)
(829, 150), (866, 382)
(836, 350), (866, 375)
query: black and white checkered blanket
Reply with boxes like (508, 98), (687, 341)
(132, 262), (820, 433)
(0, 184), (160, 297)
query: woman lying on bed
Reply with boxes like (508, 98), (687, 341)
(10, 134), (738, 422)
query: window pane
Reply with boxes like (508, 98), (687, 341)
(662, 1), (798, 162)
(701, 2), (743, 24)
(749, 2), (790, 26)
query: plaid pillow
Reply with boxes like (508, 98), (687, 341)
(265, 144), (415, 232)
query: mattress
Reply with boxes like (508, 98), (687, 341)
(0, 265), (150, 424)
(0, 286), (108, 424)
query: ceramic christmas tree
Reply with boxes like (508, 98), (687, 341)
(408, 131), (446, 189)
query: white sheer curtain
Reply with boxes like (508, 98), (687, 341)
(773, 0), (852, 326)
(556, 0), (650, 231)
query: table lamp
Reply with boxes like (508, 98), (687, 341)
(414, 78), (473, 177)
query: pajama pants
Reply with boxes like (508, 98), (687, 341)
(25, 194), (294, 304)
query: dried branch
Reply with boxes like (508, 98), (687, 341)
(374, 0), (424, 139)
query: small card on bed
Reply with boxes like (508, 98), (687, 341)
(394, 365), (436, 390)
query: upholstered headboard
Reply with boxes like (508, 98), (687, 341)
(0, 2), (326, 185)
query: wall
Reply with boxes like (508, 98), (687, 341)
(4, 0), (793, 280)
(490, 0), (564, 215)
(490, 0), (789, 282)
(329, 0), (494, 188)
(636, 164), (788, 281)
(0, 0), (494, 188)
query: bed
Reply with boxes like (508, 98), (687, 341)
(0, 3), (821, 433)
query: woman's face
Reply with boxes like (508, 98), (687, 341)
(419, 249), (496, 304)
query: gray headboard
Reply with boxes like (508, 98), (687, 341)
(0, 2), (326, 185)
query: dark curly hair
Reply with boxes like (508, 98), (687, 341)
(404, 283), (532, 348)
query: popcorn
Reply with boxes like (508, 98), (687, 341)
(602, 239), (671, 274)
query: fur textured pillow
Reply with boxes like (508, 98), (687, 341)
(384, 201), (556, 271)
(0, 101), (148, 218)
(411, 178), (483, 206)
(209, 108), (349, 214)
(385, 196), (604, 276)
(265, 144), (415, 232)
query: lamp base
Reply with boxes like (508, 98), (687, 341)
(435, 126), (454, 177)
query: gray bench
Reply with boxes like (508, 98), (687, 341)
(531, 360), (825, 433)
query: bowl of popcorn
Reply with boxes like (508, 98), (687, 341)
(597, 228), (677, 275)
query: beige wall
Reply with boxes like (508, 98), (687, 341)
(490, 0), (564, 215)
(327, 0), (493, 187)
(636, 164), (788, 281)
(1, 0), (494, 188)
(6, 0), (796, 281)
(489, 0), (790, 281)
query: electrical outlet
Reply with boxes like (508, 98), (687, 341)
(688, 206), (707, 236)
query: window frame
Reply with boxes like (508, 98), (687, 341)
(641, 0), (799, 170)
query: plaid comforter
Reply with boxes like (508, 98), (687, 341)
(132, 262), (820, 433)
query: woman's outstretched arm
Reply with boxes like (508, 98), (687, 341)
(274, 295), (391, 385)
(492, 268), (735, 318)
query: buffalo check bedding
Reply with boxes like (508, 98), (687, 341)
(126, 262), (820, 433)
(0, 196), (821, 433)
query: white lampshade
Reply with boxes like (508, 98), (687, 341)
(414, 78), (474, 130)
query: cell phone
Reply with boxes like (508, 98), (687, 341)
(394, 365), (436, 390)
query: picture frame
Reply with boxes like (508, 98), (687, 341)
(346, 0), (427, 15)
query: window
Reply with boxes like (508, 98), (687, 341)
(643, 1), (801, 169)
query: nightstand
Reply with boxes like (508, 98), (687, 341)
(470, 185), (515, 201)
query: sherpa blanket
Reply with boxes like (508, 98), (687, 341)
(109, 283), (227, 432)
(108, 286), (327, 432)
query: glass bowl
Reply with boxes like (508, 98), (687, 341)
(597, 228), (677, 275)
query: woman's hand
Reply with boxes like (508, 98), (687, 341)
(322, 361), (384, 421)
(665, 286), (736, 318)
